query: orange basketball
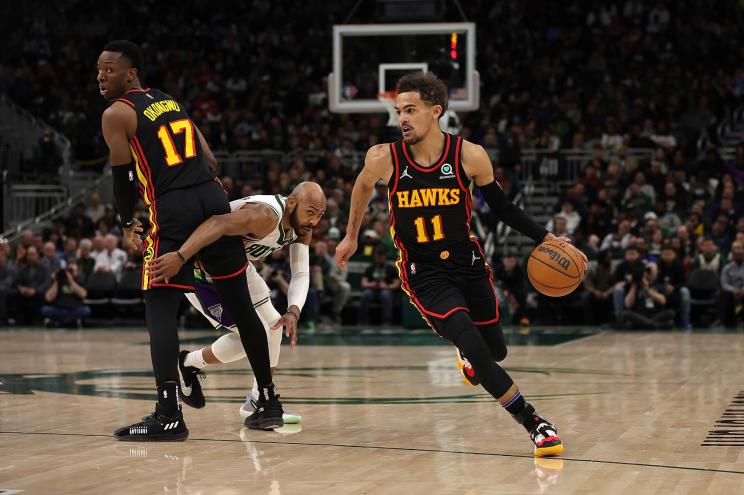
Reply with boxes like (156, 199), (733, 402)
(527, 240), (585, 297)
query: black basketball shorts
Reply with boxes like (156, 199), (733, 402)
(397, 257), (501, 340)
(140, 179), (247, 291)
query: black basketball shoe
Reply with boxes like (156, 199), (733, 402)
(114, 404), (189, 441)
(178, 350), (206, 409)
(244, 384), (284, 430)
(529, 417), (564, 457)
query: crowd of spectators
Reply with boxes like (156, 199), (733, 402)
(2, 1), (744, 329)
(2, 1), (743, 170)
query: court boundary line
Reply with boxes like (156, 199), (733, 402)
(1, 430), (743, 476)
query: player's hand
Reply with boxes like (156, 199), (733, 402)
(543, 232), (588, 272)
(272, 307), (299, 348)
(122, 219), (144, 251)
(335, 237), (357, 268)
(147, 252), (184, 284)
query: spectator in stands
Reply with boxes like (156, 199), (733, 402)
(657, 245), (692, 329)
(581, 199), (614, 240)
(76, 239), (95, 284)
(65, 202), (95, 240)
(86, 192), (105, 224)
(493, 254), (528, 325)
(622, 182), (654, 217)
(612, 246), (645, 323)
(359, 246), (400, 326)
(61, 238), (78, 266)
(582, 249), (614, 325)
(0, 250), (15, 325)
(601, 219), (632, 257)
(10, 246), (49, 324)
(693, 237), (724, 273)
(719, 241), (744, 328)
(549, 215), (571, 240)
(547, 200), (581, 235)
(33, 127), (60, 179)
(710, 215), (733, 253)
(94, 235), (127, 276)
(41, 264), (90, 327)
(600, 118), (623, 152)
(311, 240), (350, 324)
(620, 262), (676, 329)
(40, 241), (63, 273)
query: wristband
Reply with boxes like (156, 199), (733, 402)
(176, 250), (187, 264)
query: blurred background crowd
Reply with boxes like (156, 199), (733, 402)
(2, 0), (744, 330)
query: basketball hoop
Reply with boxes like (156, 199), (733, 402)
(377, 91), (399, 128)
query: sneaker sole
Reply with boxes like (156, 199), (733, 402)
(240, 408), (301, 424)
(244, 416), (284, 431)
(534, 443), (564, 457)
(114, 430), (189, 442)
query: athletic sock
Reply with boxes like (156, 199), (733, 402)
(157, 382), (179, 417)
(502, 392), (539, 431)
(184, 348), (208, 369)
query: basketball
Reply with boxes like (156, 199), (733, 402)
(527, 240), (585, 297)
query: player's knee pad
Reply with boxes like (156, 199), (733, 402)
(211, 332), (246, 363)
(478, 323), (507, 362)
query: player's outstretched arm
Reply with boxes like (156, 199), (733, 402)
(147, 203), (276, 283)
(462, 140), (588, 267)
(336, 144), (392, 267)
(274, 230), (313, 348)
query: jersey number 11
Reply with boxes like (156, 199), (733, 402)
(414, 214), (445, 243)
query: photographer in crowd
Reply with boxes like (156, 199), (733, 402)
(41, 264), (90, 327)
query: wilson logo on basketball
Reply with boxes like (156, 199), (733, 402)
(536, 246), (570, 270)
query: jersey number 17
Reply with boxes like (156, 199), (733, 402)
(157, 118), (197, 166)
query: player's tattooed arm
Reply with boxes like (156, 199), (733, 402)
(336, 144), (392, 267)
(147, 203), (276, 283)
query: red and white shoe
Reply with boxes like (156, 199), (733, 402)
(530, 418), (564, 457)
(455, 349), (480, 386)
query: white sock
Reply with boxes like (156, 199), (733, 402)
(251, 378), (259, 400)
(184, 348), (208, 369)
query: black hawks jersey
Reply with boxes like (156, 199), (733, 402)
(388, 132), (478, 265)
(116, 88), (214, 206)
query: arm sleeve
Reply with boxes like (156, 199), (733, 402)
(287, 243), (310, 311)
(478, 181), (548, 243)
(112, 162), (138, 227)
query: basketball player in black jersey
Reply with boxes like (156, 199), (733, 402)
(97, 40), (282, 440)
(336, 72), (586, 457)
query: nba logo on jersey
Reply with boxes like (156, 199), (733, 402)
(410, 262), (416, 275)
(208, 304), (223, 320)
(440, 163), (455, 179)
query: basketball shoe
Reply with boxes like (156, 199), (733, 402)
(178, 350), (205, 409)
(529, 418), (564, 457)
(243, 385), (284, 430)
(114, 403), (189, 441)
(240, 391), (302, 424)
(455, 349), (480, 386)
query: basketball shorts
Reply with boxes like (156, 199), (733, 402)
(397, 258), (500, 341)
(140, 179), (248, 291)
(184, 263), (271, 331)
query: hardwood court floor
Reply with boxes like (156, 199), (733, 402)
(1, 326), (743, 494)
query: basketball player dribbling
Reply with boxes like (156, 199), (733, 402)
(97, 40), (282, 439)
(336, 72), (587, 456)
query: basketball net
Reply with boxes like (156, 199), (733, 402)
(377, 91), (399, 128)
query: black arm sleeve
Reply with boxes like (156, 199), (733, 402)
(112, 162), (137, 227)
(478, 180), (548, 243)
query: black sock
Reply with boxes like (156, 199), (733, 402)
(258, 383), (277, 402)
(503, 392), (538, 431)
(157, 382), (179, 417)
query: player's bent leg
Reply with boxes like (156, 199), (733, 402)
(477, 321), (508, 362)
(445, 312), (563, 457)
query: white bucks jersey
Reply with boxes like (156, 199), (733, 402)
(230, 194), (297, 260)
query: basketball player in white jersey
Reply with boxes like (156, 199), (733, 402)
(148, 182), (326, 427)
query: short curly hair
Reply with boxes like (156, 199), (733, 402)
(396, 72), (448, 113)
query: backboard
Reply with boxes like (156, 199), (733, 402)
(329, 23), (479, 114)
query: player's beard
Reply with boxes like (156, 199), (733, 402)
(290, 207), (311, 235)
